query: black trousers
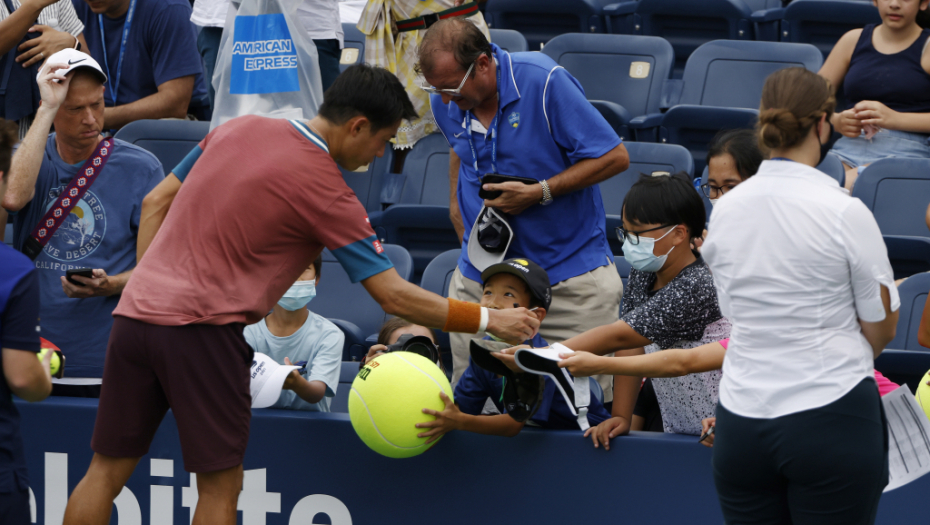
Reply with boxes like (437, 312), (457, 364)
(713, 378), (888, 525)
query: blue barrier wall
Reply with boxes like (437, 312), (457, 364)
(17, 398), (930, 525)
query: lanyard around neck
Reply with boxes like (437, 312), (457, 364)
(465, 57), (502, 175)
(98, 0), (138, 106)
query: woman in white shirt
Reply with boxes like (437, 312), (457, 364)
(702, 67), (899, 525)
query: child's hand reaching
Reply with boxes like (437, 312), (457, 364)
(416, 392), (462, 444)
(492, 345), (529, 373)
(557, 351), (604, 377)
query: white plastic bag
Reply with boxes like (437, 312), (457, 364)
(210, 0), (324, 130)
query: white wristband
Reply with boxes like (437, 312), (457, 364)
(478, 306), (489, 333)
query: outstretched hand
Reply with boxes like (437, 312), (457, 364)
(557, 351), (604, 377)
(485, 307), (540, 343)
(416, 391), (460, 444)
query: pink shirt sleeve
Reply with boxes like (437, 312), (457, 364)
(874, 370), (899, 397)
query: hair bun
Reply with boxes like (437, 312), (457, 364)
(758, 107), (804, 150)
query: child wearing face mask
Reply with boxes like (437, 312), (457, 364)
(243, 255), (344, 411)
(524, 172), (730, 448)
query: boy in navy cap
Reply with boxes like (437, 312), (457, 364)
(416, 258), (611, 442)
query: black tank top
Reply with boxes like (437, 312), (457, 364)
(844, 24), (930, 113)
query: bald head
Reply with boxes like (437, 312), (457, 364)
(416, 18), (492, 77)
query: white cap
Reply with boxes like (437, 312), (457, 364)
(38, 48), (107, 84)
(249, 352), (300, 409)
(466, 206), (513, 272)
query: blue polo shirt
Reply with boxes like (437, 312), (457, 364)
(431, 43), (621, 285)
(0, 244), (41, 495)
(73, 0), (209, 112)
(454, 334), (612, 429)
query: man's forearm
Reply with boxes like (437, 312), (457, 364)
(137, 173), (182, 263)
(0, 1), (44, 55)
(2, 106), (56, 212)
(102, 78), (193, 130)
(107, 269), (133, 296)
(546, 144), (629, 197)
(449, 149), (464, 242)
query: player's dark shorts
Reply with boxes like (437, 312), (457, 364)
(92, 316), (253, 473)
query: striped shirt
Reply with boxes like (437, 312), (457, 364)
(1, 0), (85, 138)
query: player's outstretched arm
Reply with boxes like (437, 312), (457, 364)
(137, 173), (182, 262)
(361, 269), (539, 342)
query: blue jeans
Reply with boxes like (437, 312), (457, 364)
(830, 128), (930, 168)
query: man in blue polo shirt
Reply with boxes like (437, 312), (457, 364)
(72, 0), (210, 129)
(418, 19), (629, 402)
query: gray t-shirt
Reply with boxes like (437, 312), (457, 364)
(244, 311), (344, 412)
(621, 257), (731, 435)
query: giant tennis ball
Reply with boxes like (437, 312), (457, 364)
(916, 369), (930, 422)
(349, 352), (453, 458)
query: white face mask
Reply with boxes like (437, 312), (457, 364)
(622, 226), (676, 273)
(277, 281), (317, 311)
(709, 198), (720, 207)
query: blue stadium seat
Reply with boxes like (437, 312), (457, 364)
(603, 0), (758, 77)
(631, 39), (822, 173)
(484, 0), (612, 51)
(340, 144), (394, 215)
(419, 248), (462, 372)
(341, 23), (365, 72)
(489, 28), (528, 53)
(888, 272), (930, 351)
(876, 272), (930, 392)
(602, 142), (694, 255)
(541, 33), (674, 140)
(114, 119), (211, 175)
(751, 0), (881, 60)
(817, 152), (847, 187)
(852, 158), (930, 279)
(374, 134), (458, 282)
(330, 361), (362, 412)
(308, 244), (414, 360)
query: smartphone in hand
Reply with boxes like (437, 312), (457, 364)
(65, 268), (94, 286)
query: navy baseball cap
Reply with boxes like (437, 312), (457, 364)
(480, 258), (551, 311)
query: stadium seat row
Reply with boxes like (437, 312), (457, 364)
(482, 0), (879, 71)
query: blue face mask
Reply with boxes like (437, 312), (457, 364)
(277, 281), (317, 311)
(623, 226), (676, 273)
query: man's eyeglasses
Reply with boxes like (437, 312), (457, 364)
(615, 224), (675, 245)
(420, 62), (475, 96)
(700, 183), (738, 198)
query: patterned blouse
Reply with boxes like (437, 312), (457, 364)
(621, 257), (731, 435)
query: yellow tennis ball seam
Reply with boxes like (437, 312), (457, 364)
(349, 387), (426, 451)
(392, 352), (453, 400)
